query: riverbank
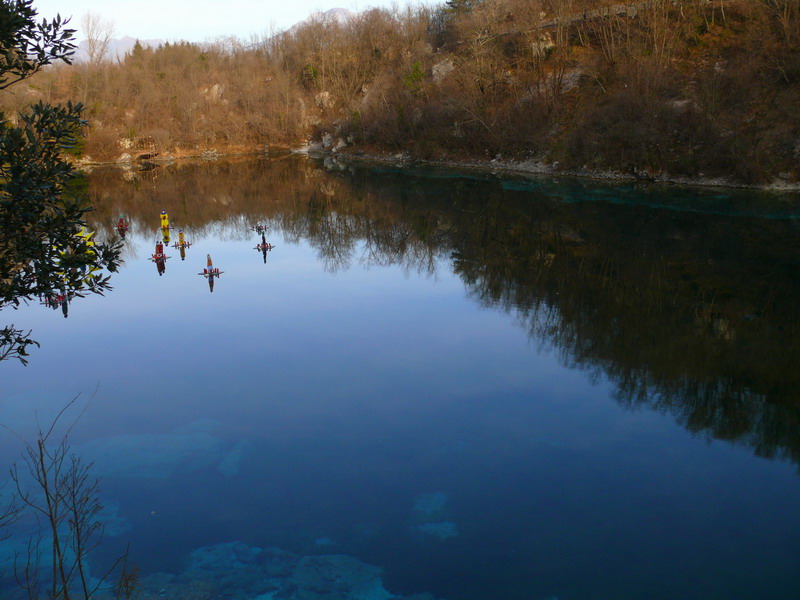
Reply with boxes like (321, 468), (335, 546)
(73, 142), (800, 194)
(72, 144), (270, 169)
(319, 145), (800, 193)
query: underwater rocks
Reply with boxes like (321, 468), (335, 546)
(410, 493), (458, 541)
(0, 498), (131, 593)
(76, 420), (249, 479)
(413, 522), (458, 541)
(79, 429), (224, 479)
(412, 492), (448, 516)
(217, 440), (251, 477)
(290, 554), (392, 600)
(137, 541), (441, 600)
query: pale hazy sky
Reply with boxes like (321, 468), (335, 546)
(31, 0), (437, 43)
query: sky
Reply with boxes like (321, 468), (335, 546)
(31, 0), (437, 43)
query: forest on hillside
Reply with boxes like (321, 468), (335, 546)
(2, 0), (798, 184)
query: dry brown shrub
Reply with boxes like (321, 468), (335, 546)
(83, 126), (123, 161)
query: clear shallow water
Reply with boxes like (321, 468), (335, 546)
(2, 156), (800, 599)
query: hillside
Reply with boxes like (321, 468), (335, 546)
(2, 0), (798, 185)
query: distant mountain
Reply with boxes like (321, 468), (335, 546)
(319, 7), (354, 23)
(73, 36), (163, 63)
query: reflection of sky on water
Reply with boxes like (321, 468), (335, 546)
(2, 202), (800, 600)
(3, 227), (559, 436)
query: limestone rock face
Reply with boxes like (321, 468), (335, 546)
(531, 32), (554, 58)
(432, 59), (454, 82)
(316, 91), (335, 109)
(202, 83), (224, 102)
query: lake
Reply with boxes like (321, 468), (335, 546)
(2, 155), (800, 600)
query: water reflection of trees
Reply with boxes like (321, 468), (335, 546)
(86, 158), (448, 275)
(445, 182), (800, 466)
(85, 157), (800, 466)
(1, 159), (122, 364)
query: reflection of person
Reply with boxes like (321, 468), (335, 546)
(256, 233), (274, 263)
(117, 214), (127, 237)
(45, 292), (69, 317)
(160, 210), (169, 229)
(175, 229), (189, 259)
(154, 241), (167, 276)
(60, 290), (69, 318)
(206, 254), (215, 292)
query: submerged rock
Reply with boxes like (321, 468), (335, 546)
(410, 492), (459, 540)
(412, 492), (448, 518)
(314, 536), (336, 547)
(135, 542), (440, 600)
(96, 500), (133, 537)
(290, 554), (393, 600)
(415, 521), (459, 541)
(76, 420), (247, 480)
(217, 439), (252, 477)
(187, 541), (264, 572)
(79, 430), (226, 478)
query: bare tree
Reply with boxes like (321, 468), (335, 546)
(6, 398), (136, 599)
(1, 482), (22, 538)
(81, 12), (115, 67)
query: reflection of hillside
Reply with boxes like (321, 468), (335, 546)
(84, 157), (450, 274)
(449, 192), (800, 465)
(83, 158), (800, 466)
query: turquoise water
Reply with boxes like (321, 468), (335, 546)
(1, 157), (800, 599)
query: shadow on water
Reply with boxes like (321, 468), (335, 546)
(84, 156), (800, 472)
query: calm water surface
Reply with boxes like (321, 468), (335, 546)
(2, 156), (800, 600)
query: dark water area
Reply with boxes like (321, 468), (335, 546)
(2, 155), (800, 600)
